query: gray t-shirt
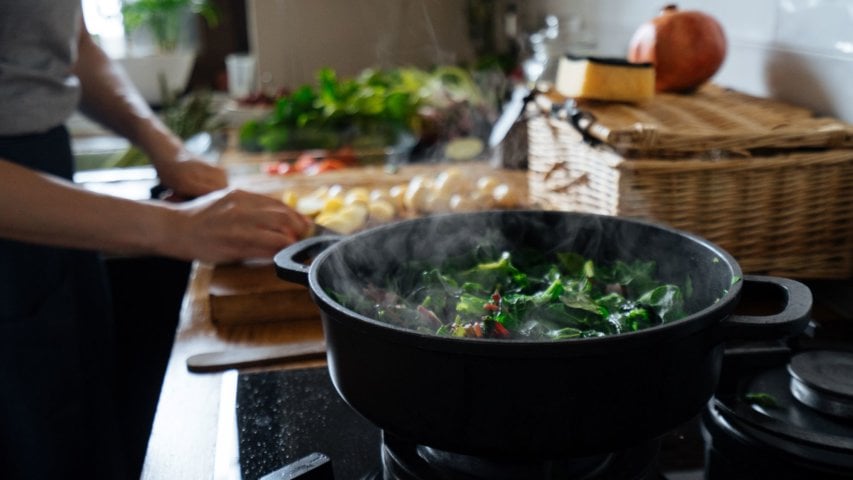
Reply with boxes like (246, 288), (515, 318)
(0, 0), (82, 135)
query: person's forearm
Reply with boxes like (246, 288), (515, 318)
(72, 19), (228, 197)
(0, 158), (176, 256)
(72, 18), (185, 169)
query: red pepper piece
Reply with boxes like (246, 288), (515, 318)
(493, 322), (511, 338)
(304, 159), (348, 176)
(293, 153), (317, 172)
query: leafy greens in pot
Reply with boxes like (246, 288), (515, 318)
(334, 248), (687, 340)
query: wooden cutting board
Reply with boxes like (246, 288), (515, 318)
(209, 261), (319, 325)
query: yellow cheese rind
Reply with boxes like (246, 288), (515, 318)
(555, 56), (655, 103)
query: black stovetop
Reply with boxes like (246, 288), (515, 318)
(234, 366), (706, 480)
(235, 366), (380, 480)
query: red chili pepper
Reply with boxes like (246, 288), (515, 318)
(493, 322), (511, 338)
(292, 152), (317, 172)
(330, 145), (358, 166)
(276, 162), (294, 175)
(483, 290), (502, 312)
(304, 159), (348, 176)
(264, 161), (295, 176)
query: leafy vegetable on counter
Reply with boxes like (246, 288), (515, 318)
(105, 89), (222, 168)
(238, 66), (490, 153)
(335, 248), (687, 340)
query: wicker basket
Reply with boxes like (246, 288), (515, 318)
(527, 86), (853, 279)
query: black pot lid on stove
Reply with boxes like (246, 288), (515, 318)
(708, 349), (853, 472)
(789, 350), (853, 419)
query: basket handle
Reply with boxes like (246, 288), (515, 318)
(568, 103), (601, 145)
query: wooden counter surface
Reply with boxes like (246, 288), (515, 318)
(141, 157), (528, 479)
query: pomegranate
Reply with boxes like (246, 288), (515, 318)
(628, 4), (727, 93)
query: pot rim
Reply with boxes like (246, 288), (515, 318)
(307, 211), (744, 354)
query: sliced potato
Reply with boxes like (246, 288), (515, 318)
(326, 184), (345, 199)
(281, 190), (299, 208)
(404, 175), (433, 213)
(370, 188), (392, 204)
(295, 195), (325, 216)
(318, 204), (369, 234)
(367, 199), (396, 222)
(308, 185), (330, 199)
(476, 175), (500, 195)
(388, 184), (407, 210)
(344, 187), (371, 206)
(449, 193), (477, 212)
(321, 196), (345, 215)
(433, 166), (466, 197)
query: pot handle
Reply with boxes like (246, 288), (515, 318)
(717, 275), (812, 340)
(273, 235), (341, 286)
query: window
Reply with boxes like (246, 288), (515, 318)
(82, 0), (126, 57)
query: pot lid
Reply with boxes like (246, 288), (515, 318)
(788, 350), (853, 419)
(713, 349), (853, 459)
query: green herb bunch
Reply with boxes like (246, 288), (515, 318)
(238, 66), (487, 153)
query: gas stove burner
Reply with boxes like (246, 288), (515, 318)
(788, 350), (853, 419)
(380, 432), (661, 480)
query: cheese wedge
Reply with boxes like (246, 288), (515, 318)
(555, 55), (654, 103)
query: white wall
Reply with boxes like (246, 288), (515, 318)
(521, 0), (853, 122)
(247, 0), (474, 91)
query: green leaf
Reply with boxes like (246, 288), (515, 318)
(744, 392), (779, 409)
(637, 285), (684, 322)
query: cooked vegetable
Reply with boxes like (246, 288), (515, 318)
(336, 249), (686, 340)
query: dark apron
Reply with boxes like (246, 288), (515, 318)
(0, 126), (127, 479)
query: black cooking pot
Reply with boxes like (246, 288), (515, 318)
(275, 210), (811, 459)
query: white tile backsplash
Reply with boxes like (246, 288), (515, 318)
(776, 0), (853, 54)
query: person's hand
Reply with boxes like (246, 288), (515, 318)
(166, 188), (312, 264)
(155, 153), (229, 199)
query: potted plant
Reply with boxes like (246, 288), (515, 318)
(118, 0), (219, 105)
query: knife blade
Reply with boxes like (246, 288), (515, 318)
(186, 340), (326, 373)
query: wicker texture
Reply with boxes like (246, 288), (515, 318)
(528, 88), (853, 279)
(575, 85), (853, 157)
